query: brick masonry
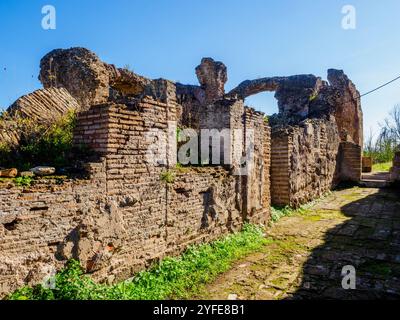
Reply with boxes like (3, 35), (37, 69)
(0, 96), (271, 297)
(270, 119), (363, 208)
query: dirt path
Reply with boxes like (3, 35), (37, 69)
(194, 187), (400, 300)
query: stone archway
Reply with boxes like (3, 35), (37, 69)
(226, 70), (363, 207)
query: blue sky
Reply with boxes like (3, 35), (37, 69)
(1, 0), (399, 139)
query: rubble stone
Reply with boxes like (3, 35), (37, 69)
(0, 168), (18, 178)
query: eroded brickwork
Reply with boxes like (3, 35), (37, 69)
(0, 179), (102, 295)
(390, 151), (400, 182)
(271, 117), (341, 207)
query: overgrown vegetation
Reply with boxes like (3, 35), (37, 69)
(271, 206), (297, 223)
(0, 110), (77, 170)
(309, 92), (318, 101)
(364, 104), (400, 164)
(8, 224), (267, 300)
(122, 64), (134, 73)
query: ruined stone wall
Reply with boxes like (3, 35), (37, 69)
(0, 88), (80, 147)
(0, 167), (242, 296)
(271, 117), (340, 207)
(72, 98), (247, 278)
(327, 69), (363, 147)
(338, 142), (362, 182)
(1, 45), (364, 296)
(197, 99), (271, 223)
(0, 179), (104, 296)
(0, 96), (270, 297)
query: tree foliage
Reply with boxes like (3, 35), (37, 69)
(364, 105), (400, 164)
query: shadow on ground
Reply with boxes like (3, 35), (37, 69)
(288, 186), (400, 300)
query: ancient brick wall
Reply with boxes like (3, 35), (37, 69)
(270, 133), (290, 206)
(1, 46), (365, 297)
(197, 99), (271, 223)
(271, 117), (341, 207)
(390, 151), (400, 182)
(0, 96), (271, 297)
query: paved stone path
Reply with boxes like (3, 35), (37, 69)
(194, 187), (400, 300)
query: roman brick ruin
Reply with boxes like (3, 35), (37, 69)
(0, 47), (363, 296)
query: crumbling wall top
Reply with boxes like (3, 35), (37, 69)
(36, 47), (363, 147)
(195, 58), (227, 105)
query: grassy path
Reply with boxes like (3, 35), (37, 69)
(193, 187), (400, 300)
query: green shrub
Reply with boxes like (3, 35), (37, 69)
(0, 110), (77, 170)
(8, 224), (267, 300)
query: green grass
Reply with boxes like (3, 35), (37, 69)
(270, 192), (333, 224)
(372, 161), (392, 172)
(160, 170), (175, 184)
(0, 110), (82, 171)
(271, 206), (297, 223)
(8, 224), (267, 300)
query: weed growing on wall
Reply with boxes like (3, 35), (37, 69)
(270, 193), (330, 223)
